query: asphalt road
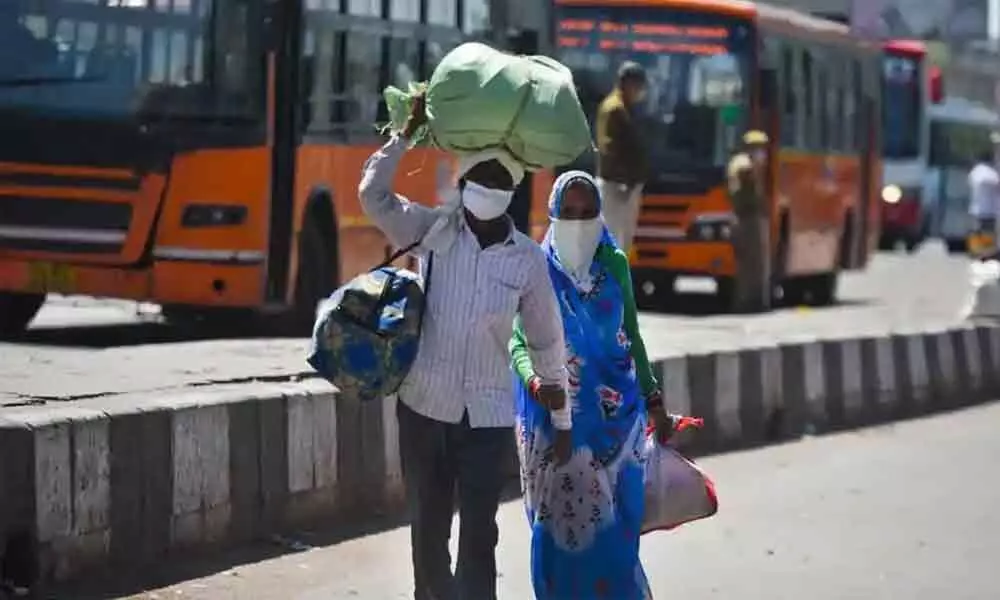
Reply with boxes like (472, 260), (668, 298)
(0, 244), (973, 404)
(61, 400), (1000, 600)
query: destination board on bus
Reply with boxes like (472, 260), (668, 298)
(556, 15), (734, 56)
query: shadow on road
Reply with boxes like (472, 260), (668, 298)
(11, 292), (877, 350)
(14, 321), (304, 349)
(51, 483), (526, 600)
(637, 291), (873, 317)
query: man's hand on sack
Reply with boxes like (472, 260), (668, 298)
(402, 91), (428, 139)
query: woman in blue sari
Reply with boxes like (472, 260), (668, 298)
(510, 170), (675, 600)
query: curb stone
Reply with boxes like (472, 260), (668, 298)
(2, 324), (999, 586)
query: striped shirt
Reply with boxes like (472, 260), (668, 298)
(358, 135), (567, 428)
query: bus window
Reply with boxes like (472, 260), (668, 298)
(882, 53), (922, 159)
(0, 0), (264, 122)
(390, 0), (420, 23)
(343, 30), (382, 137)
(348, 0), (381, 17)
(462, 0), (490, 34)
(301, 4), (345, 137)
(429, 0), (459, 27)
(802, 49), (815, 148)
(780, 42), (797, 147)
(555, 4), (753, 188)
(929, 121), (994, 169)
(815, 51), (829, 150)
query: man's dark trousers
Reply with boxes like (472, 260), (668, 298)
(397, 400), (512, 600)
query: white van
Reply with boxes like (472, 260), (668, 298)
(925, 98), (1000, 253)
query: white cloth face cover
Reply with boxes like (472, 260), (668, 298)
(552, 217), (603, 278)
(462, 180), (514, 221)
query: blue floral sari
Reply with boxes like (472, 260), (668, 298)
(512, 171), (652, 600)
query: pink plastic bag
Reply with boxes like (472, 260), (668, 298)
(641, 433), (718, 534)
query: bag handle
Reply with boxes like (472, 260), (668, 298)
(370, 228), (435, 329)
(373, 238), (423, 272)
(372, 210), (453, 272)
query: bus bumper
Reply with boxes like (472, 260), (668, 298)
(0, 258), (266, 308)
(632, 241), (736, 279)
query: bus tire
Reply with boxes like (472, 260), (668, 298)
(772, 212), (790, 304)
(946, 238), (967, 254)
(0, 292), (45, 338)
(290, 216), (336, 333)
(807, 272), (839, 307)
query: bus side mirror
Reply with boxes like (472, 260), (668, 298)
(760, 68), (777, 111)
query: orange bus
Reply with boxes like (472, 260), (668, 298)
(0, 0), (508, 336)
(551, 0), (883, 309)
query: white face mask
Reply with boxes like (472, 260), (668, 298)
(552, 218), (603, 277)
(462, 180), (513, 221)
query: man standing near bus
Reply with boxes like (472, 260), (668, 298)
(359, 94), (569, 600)
(967, 149), (1000, 257)
(726, 130), (771, 313)
(595, 61), (649, 252)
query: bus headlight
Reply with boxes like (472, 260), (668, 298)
(881, 185), (902, 204)
(688, 213), (736, 241)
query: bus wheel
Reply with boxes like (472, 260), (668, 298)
(904, 235), (923, 253)
(946, 238), (968, 254)
(795, 273), (838, 306)
(290, 218), (336, 333)
(0, 292), (45, 338)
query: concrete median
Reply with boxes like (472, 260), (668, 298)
(2, 323), (999, 588)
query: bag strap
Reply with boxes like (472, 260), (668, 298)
(373, 238), (423, 272)
(370, 229), (435, 330)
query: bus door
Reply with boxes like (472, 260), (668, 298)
(857, 96), (878, 267)
(264, 0), (301, 304)
(853, 63), (876, 268)
(759, 67), (780, 208)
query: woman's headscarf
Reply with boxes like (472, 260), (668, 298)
(542, 170), (619, 291)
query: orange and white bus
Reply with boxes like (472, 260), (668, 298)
(0, 0), (501, 336)
(552, 0), (883, 309)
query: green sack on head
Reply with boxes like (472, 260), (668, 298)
(383, 42), (593, 171)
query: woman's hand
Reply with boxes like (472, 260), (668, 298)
(401, 91), (427, 139)
(648, 405), (674, 444)
(529, 376), (566, 411)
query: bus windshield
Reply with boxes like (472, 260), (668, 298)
(929, 119), (995, 169)
(555, 4), (753, 185)
(0, 0), (263, 122)
(882, 52), (922, 159)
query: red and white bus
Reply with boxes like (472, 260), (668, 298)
(878, 39), (942, 251)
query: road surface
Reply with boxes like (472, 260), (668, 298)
(0, 245), (972, 404)
(62, 400), (1000, 600)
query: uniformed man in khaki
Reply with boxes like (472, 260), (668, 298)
(725, 130), (771, 313)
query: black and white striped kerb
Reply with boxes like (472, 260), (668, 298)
(0, 380), (400, 586)
(658, 324), (1000, 448)
(2, 324), (1000, 586)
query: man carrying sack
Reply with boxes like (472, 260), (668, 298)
(359, 94), (570, 600)
(726, 130), (772, 313)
